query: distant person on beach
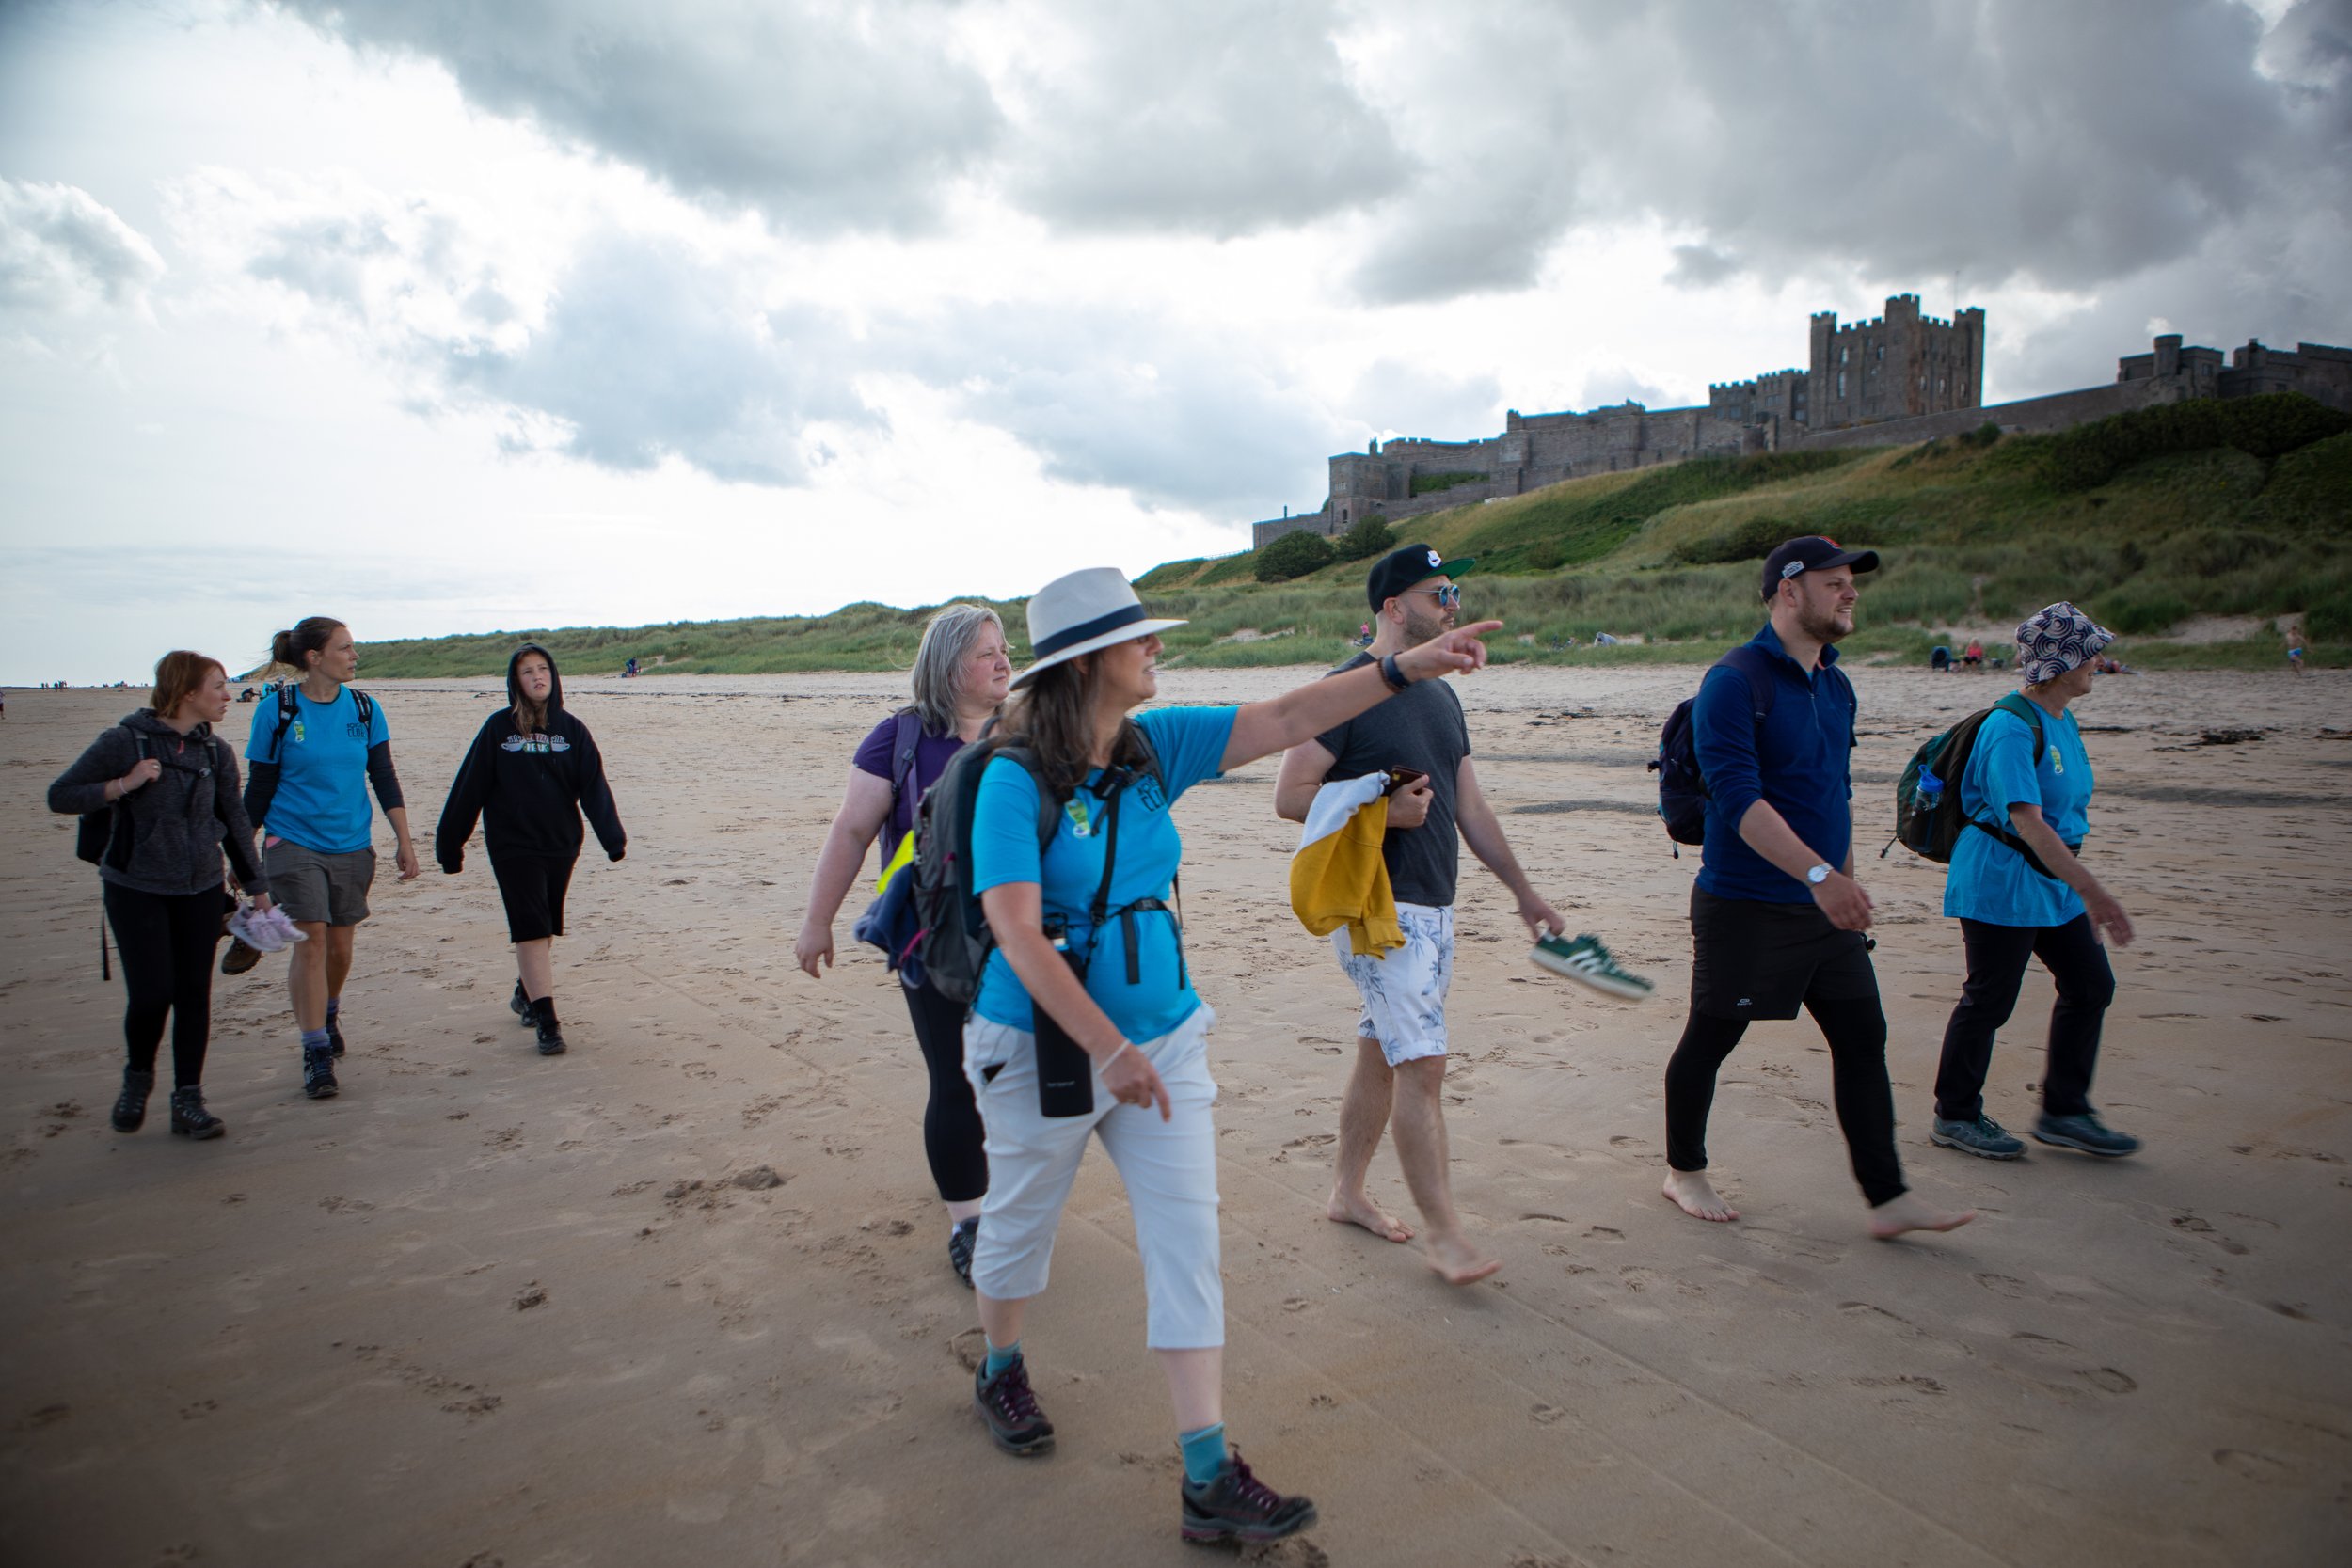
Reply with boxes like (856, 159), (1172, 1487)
(1963, 639), (1985, 669)
(795, 603), (1012, 1284)
(1930, 603), (2139, 1162)
(1275, 544), (1626, 1286)
(959, 566), (1497, 1544)
(49, 651), (271, 1141)
(435, 644), (626, 1057)
(244, 617), (417, 1101)
(2286, 623), (2306, 674)
(1661, 537), (1973, 1240)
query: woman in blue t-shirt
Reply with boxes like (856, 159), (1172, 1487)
(961, 566), (1498, 1547)
(244, 616), (417, 1101)
(795, 604), (1012, 1284)
(1931, 602), (2139, 1163)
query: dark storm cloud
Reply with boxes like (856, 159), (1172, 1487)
(271, 0), (1005, 232)
(1349, 0), (2346, 305)
(1006, 0), (1407, 235)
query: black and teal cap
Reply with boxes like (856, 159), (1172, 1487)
(1367, 544), (1476, 611)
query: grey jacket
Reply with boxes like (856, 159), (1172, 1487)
(49, 711), (268, 897)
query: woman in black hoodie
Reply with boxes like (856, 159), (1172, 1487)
(435, 644), (626, 1054)
(49, 651), (272, 1139)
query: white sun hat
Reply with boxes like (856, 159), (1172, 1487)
(1010, 567), (1188, 690)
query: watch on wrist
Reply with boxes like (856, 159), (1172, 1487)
(1377, 652), (1411, 691)
(1805, 863), (1832, 885)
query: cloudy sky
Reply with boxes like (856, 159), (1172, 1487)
(3, 0), (2346, 681)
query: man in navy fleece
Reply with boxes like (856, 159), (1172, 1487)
(1660, 536), (1975, 1241)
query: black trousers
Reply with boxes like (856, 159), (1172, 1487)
(1934, 913), (2115, 1123)
(1664, 994), (1908, 1207)
(902, 977), (988, 1205)
(103, 883), (223, 1086)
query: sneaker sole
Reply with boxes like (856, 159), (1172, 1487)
(972, 1398), (1054, 1457)
(2031, 1129), (2137, 1158)
(537, 1039), (567, 1056)
(304, 1082), (339, 1100)
(1529, 951), (1654, 1000)
(1928, 1128), (2023, 1161)
(1181, 1503), (1319, 1545)
(172, 1123), (226, 1140)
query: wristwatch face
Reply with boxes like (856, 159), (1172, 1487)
(1806, 863), (1830, 884)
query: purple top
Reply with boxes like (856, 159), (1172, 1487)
(851, 711), (966, 859)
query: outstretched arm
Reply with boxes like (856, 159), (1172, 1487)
(1222, 622), (1502, 773)
(1454, 757), (1562, 938)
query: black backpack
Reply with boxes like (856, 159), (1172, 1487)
(1883, 692), (2054, 875)
(911, 722), (1167, 1006)
(1648, 644), (1781, 850)
(263, 682), (374, 761)
(74, 728), (151, 868)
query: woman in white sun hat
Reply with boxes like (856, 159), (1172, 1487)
(960, 565), (1500, 1546)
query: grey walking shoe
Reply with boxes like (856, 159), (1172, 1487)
(1179, 1450), (1318, 1545)
(1930, 1114), (2025, 1160)
(2033, 1110), (2140, 1158)
(112, 1069), (156, 1133)
(169, 1085), (225, 1140)
(972, 1354), (1055, 1457)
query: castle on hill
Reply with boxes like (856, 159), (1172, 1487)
(1251, 295), (2352, 549)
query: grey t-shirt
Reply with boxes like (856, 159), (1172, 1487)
(1312, 653), (1473, 908)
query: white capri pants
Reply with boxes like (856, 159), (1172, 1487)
(962, 1005), (1223, 1350)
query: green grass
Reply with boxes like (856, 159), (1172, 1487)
(354, 400), (2352, 676)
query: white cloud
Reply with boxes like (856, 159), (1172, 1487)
(0, 179), (166, 322)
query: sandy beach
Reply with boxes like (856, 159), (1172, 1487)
(2, 663), (2347, 1568)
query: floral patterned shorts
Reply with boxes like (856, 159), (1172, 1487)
(1331, 902), (1454, 1066)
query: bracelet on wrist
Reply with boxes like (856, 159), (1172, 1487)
(1103, 1040), (1136, 1069)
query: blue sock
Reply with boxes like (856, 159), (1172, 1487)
(1179, 1422), (1229, 1486)
(301, 1028), (330, 1053)
(326, 997), (340, 1018)
(982, 1338), (1021, 1379)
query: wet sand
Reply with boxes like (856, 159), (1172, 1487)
(2, 666), (2347, 1567)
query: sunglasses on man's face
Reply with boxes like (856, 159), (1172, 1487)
(1407, 584), (1462, 608)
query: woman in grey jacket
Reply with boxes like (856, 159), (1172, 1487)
(49, 652), (272, 1140)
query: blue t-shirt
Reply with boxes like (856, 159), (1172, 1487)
(1945, 704), (2090, 927)
(969, 705), (1236, 1041)
(247, 688), (389, 854)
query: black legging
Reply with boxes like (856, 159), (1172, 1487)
(1935, 913), (2115, 1123)
(903, 977), (987, 1205)
(1664, 994), (1907, 1207)
(103, 883), (223, 1087)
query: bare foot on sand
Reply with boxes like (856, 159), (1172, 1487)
(1423, 1231), (1502, 1285)
(1661, 1169), (1740, 1222)
(1327, 1188), (1414, 1243)
(1867, 1193), (1977, 1239)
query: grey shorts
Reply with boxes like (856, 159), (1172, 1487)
(265, 840), (375, 927)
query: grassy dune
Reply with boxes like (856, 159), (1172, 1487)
(353, 402), (2352, 677)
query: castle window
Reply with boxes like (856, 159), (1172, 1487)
(1876, 345), (1884, 361)
(1837, 372), (1847, 398)
(1840, 346), (1850, 364)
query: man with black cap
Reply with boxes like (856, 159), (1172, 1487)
(1661, 536), (1975, 1240)
(1274, 544), (1570, 1285)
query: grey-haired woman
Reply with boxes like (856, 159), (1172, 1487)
(1931, 601), (2139, 1162)
(795, 603), (1013, 1282)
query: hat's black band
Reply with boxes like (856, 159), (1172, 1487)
(1033, 603), (1148, 658)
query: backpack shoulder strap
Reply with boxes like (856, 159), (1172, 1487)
(889, 708), (924, 811)
(987, 742), (1061, 852)
(1991, 692), (2046, 766)
(1715, 643), (1780, 725)
(266, 683), (300, 758)
(351, 689), (374, 729)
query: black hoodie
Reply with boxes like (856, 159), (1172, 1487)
(435, 645), (626, 871)
(49, 710), (268, 896)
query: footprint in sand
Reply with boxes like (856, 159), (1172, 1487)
(1607, 1135), (1643, 1148)
(2169, 1212), (2250, 1256)
(2213, 1449), (2295, 1483)
(1530, 1403), (1565, 1424)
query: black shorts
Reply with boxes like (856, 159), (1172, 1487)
(490, 854), (577, 944)
(1689, 886), (1877, 1021)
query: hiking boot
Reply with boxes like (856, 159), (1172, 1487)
(511, 980), (532, 1025)
(220, 936), (263, 977)
(169, 1086), (225, 1140)
(324, 1012), (347, 1058)
(1532, 933), (1655, 1000)
(112, 1069), (155, 1133)
(533, 1007), (567, 1056)
(2033, 1110), (2140, 1158)
(972, 1354), (1055, 1457)
(1179, 1450), (1318, 1545)
(302, 1046), (339, 1100)
(1930, 1114), (2025, 1160)
(948, 1216), (979, 1289)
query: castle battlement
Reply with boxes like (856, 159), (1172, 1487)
(1244, 298), (2349, 553)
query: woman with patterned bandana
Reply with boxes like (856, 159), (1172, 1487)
(1930, 602), (2139, 1161)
